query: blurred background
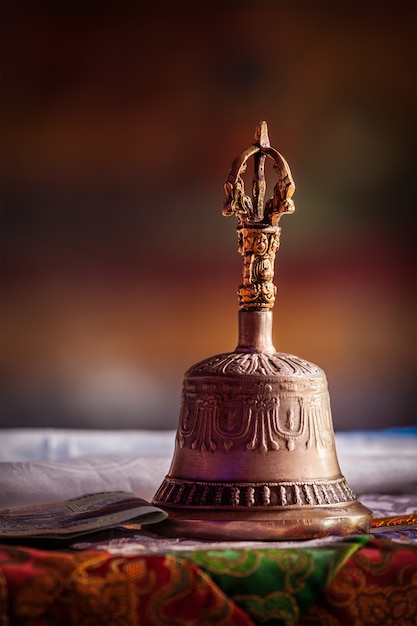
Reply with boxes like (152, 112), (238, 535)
(1, 0), (415, 431)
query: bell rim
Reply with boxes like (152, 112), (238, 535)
(150, 501), (373, 541)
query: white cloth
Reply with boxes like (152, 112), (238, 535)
(0, 429), (175, 462)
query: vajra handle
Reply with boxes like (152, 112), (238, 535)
(222, 121), (295, 311)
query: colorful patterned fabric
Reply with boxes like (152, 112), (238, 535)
(299, 538), (417, 626)
(0, 537), (416, 626)
(183, 540), (366, 626)
(0, 545), (253, 626)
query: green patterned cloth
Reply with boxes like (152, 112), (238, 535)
(183, 537), (370, 625)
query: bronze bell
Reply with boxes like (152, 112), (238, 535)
(152, 122), (372, 540)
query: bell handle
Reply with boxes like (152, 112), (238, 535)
(222, 122), (296, 312)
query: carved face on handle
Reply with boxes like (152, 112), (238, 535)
(252, 255), (273, 282)
(252, 232), (268, 255)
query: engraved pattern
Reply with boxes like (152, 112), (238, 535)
(176, 360), (333, 454)
(153, 477), (357, 509)
(243, 385), (280, 453)
(187, 352), (324, 379)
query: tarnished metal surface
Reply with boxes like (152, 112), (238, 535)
(152, 122), (371, 539)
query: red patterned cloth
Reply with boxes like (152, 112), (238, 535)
(0, 545), (253, 626)
(299, 538), (417, 626)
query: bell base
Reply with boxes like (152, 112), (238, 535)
(151, 502), (372, 541)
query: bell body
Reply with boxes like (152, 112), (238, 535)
(153, 312), (372, 539)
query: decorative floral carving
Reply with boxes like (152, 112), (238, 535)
(187, 352), (324, 379)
